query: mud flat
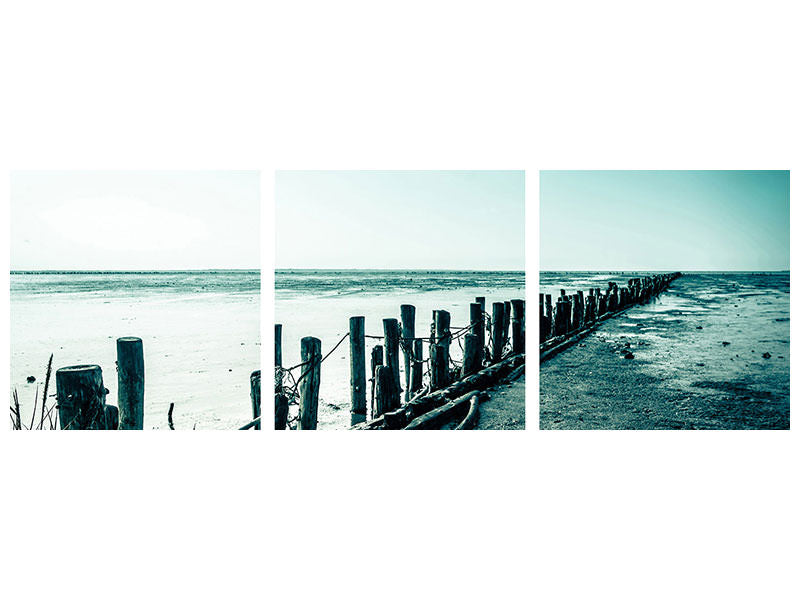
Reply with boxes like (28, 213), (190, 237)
(540, 272), (789, 430)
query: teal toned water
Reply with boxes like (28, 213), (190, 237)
(11, 271), (260, 430)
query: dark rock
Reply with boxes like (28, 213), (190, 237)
(696, 363), (705, 367)
(624, 342), (631, 348)
(696, 325), (703, 329)
(26, 375), (35, 383)
(623, 351), (634, 359)
(722, 341), (731, 346)
(762, 352), (771, 359)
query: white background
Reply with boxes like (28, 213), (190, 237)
(1, 1), (797, 599)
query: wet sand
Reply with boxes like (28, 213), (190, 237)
(540, 272), (789, 430)
(476, 375), (526, 430)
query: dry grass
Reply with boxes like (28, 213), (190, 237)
(9, 354), (58, 430)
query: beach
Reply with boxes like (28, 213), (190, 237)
(276, 270), (525, 429)
(540, 272), (789, 429)
(10, 271), (260, 430)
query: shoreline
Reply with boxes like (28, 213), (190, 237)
(540, 273), (789, 430)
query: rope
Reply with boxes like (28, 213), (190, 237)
(276, 308), (512, 424)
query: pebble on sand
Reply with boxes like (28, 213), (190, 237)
(26, 375), (35, 383)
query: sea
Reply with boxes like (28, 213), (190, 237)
(10, 271), (260, 430)
(275, 269), (526, 430)
(539, 271), (790, 429)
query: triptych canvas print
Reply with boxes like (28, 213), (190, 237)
(8, 170), (790, 431)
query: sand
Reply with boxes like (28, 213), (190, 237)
(276, 283), (525, 430)
(11, 273), (260, 430)
(540, 273), (789, 430)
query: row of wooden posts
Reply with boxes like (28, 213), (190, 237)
(275, 297), (525, 430)
(53, 336), (262, 430)
(539, 273), (682, 345)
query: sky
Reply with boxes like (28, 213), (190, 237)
(275, 170), (525, 270)
(11, 171), (259, 270)
(540, 171), (790, 271)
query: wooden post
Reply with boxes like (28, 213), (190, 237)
(475, 296), (486, 319)
(383, 318), (401, 409)
(370, 345), (383, 417)
(555, 299), (570, 336)
(373, 365), (393, 418)
(470, 302), (484, 352)
(503, 300), (512, 347)
(571, 293), (582, 331)
(463, 333), (481, 376)
(491, 302), (505, 363)
(511, 299), (525, 354)
(349, 316), (367, 426)
(430, 344), (447, 390)
(411, 339), (423, 393)
(105, 404), (119, 430)
(274, 324), (288, 430)
(298, 336), (321, 430)
(400, 304), (416, 403)
(475, 296), (486, 353)
(585, 295), (597, 323)
(434, 309), (451, 383)
(116, 336), (144, 430)
(250, 370), (261, 429)
(56, 365), (107, 430)
(545, 294), (553, 341)
(275, 324), (283, 372)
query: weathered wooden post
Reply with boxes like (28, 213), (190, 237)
(430, 344), (447, 390)
(56, 365), (107, 430)
(275, 324), (283, 370)
(598, 293), (607, 316)
(585, 295), (597, 323)
(463, 333), (481, 375)
(105, 404), (119, 430)
(400, 304), (416, 403)
(297, 336), (321, 430)
(373, 365), (393, 419)
(274, 324), (288, 430)
(116, 336), (144, 430)
(369, 345), (383, 418)
(434, 309), (451, 382)
(491, 302), (505, 362)
(383, 318), (401, 409)
(511, 299), (525, 354)
(555, 299), (570, 336)
(571, 293), (582, 331)
(475, 296), (486, 319)
(470, 302), (484, 352)
(539, 294), (545, 343)
(250, 370), (261, 429)
(475, 296), (486, 355)
(503, 300), (512, 347)
(411, 339), (423, 393)
(564, 296), (573, 332)
(349, 316), (367, 426)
